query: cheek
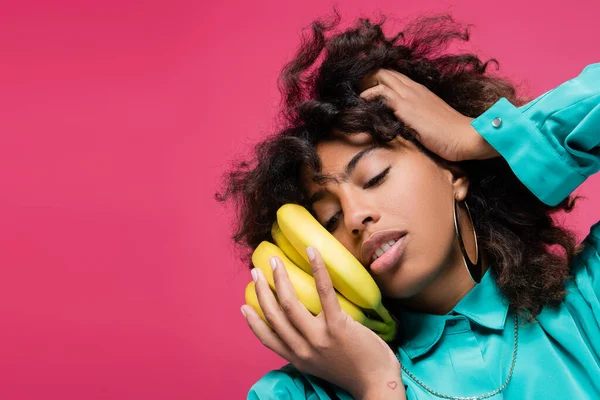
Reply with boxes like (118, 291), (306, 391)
(383, 159), (456, 261)
(380, 159), (453, 220)
(375, 164), (457, 297)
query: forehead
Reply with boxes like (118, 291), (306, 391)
(314, 132), (374, 171)
(299, 133), (370, 197)
(301, 132), (391, 198)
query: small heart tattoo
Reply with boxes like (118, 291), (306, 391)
(387, 381), (398, 390)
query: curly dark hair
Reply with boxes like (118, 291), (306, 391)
(216, 11), (582, 318)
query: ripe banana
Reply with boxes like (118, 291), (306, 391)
(244, 281), (271, 329)
(276, 204), (395, 330)
(251, 241), (391, 334)
(271, 221), (312, 274)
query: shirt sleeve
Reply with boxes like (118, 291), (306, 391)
(247, 367), (307, 400)
(471, 62), (600, 206)
(246, 364), (354, 400)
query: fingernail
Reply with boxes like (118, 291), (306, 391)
(241, 306), (247, 318)
(251, 268), (258, 282)
(306, 246), (315, 261)
(270, 257), (277, 271)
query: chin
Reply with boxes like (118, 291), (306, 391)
(378, 274), (419, 299)
(378, 264), (437, 299)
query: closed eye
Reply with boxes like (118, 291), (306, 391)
(322, 167), (391, 231)
(364, 167), (390, 189)
(324, 211), (341, 232)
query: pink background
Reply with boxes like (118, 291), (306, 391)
(0, 0), (598, 399)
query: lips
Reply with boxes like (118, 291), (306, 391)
(361, 230), (407, 268)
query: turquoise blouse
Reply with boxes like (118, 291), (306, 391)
(247, 63), (600, 400)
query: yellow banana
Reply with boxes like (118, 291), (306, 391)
(251, 241), (391, 337)
(276, 203), (396, 332)
(271, 221), (313, 275)
(244, 281), (272, 328)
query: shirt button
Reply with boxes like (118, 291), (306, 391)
(446, 319), (457, 327)
(492, 117), (502, 128)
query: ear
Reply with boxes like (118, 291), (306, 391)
(442, 164), (470, 202)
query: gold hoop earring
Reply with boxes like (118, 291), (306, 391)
(453, 198), (483, 284)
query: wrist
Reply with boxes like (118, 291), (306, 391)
(354, 368), (405, 400)
(463, 118), (500, 161)
(358, 384), (407, 400)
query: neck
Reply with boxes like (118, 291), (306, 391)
(388, 251), (490, 316)
(385, 199), (489, 316)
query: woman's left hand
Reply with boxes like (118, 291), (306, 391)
(359, 69), (500, 162)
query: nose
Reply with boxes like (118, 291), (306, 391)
(341, 193), (380, 236)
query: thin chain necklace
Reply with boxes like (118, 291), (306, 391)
(399, 313), (519, 400)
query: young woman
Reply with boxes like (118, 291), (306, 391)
(218, 14), (600, 400)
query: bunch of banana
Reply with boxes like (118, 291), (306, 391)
(244, 203), (397, 342)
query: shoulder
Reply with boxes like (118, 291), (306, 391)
(570, 221), (600, 299)
(573, 221), (600, 272)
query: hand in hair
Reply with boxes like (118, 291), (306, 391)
(360, 69), (500, 162)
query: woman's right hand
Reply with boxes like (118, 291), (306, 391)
(360, 68), (500, 162)
(241, 246), (406, 400)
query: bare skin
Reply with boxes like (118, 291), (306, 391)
(241, 69), (500, 399)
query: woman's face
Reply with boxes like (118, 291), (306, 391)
(302, 132), (471, 300)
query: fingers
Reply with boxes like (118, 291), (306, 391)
(245, 248), (346, 361)
(360, 84), (406, 109)
(271, 256), (321, 341)
(386, 69), (421, 88)
(360, 69), (417, 94)
(306, 247), (342, 320)
(359, 69), (413, 113)
(242, 304), (294, 362)
(252, 267), (308, 349)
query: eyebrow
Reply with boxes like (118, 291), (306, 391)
(309, 146), (378, 205)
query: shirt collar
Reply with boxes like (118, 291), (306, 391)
(396, 268), (509, 360)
